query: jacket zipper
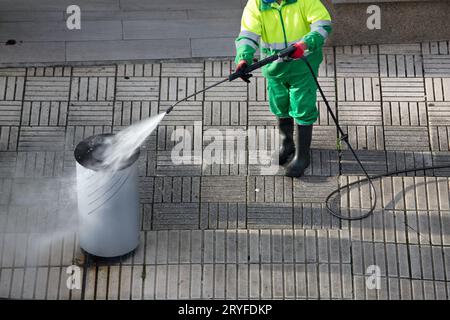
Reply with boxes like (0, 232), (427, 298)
(277, 7), (288, 49)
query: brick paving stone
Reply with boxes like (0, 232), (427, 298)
(336, 45), (379, 55)
(201, 176), (246, 203)
(293, 176), (338, 203)
(161, 63), (202, 77)
(20, 267), (36, 300)
(423, 55), (450, 77)
(118, 63), (160, 78)
(26, 67), (71, 77)
(114, 101), (159, 126)
(159, 101), (202, 125)
(380, 54), (423, 78)
(318, 47), (335, 78)
(0, 101), (22, 126)
(248, 76), (267, 102)
(425, 78), (450, 101)
(430, 127), (450, 151)
(386, 151), (433, 176)
(443, 247), (450, 280)
(72, 65), (116, 77)
(304, 150), (339, 177)
(435, 281), (448, 300)
(116, 76), (159, 101)
(35, 267), (50, 299)
(437, 211), (450, 246)
(68, 101), (113, 126)
(399, 278), (413, 300)
(316, 77), (336, 101)
(18, 127), (65, 151)
(383, 102), (427, 126)
(248, 101), (275, 126)
(204, 78), (247, 102)
(293, 203), (340, 230)
(379, 44), (421, 55)
(341, 151), (387, 175)
(70, 76), (115, 101)
(246, 125), (278, 170)
(387, 278), (400, 300)
(381, 78), (426, 102)
(247, 176), (292, 203)
(157, 124), (201, 153)
(247, 203), (292, 229)
(258, 230), (271, 263)
(199, 202), (246, 229)
(384, 126), (430, 151)
(337, 78), (380, 102)
(431, 152), (450, 176)
(311, 126), (337, 150)
(335, 54), (379, 77)
(204, 101), (247, 126)
(317, 101), (338, 126)
(338, 102), (382, 126)
(428, 101), (450, 126)
(0, 68), (26, 77)
(0, 126), (18, 151)
(152, 203), (199, 229)
(342, 125), (385, 150)
(24, 77), (70, 101)
(160, 76), (204, 102)
(106, 265), (120, 300)
(205, 60), (234, 78)
(202, 126), (247, 176)
(422, 42), (450, 55)
(0, 179), (12, 205)
(22, 101), (67, 126)
(155, 150), (202, 176)
(153, 176), (200, 203)
(14, 152), (64, 178)
(0, 76), (25, 101)
(306, 264), (319, 299)
(295, 264), (307, 298)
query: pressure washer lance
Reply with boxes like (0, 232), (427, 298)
(165, 46), (296, 114)
(164, 45), (450, 221)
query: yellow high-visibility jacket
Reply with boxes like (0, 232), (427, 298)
(235, 0), (332, 78)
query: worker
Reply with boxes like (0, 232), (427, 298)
(234, 0), (332, 177)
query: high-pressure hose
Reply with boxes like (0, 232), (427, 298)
(300, 56), (450, 220)
(165, 47), (450, 221)
(301, 56), (377, 220)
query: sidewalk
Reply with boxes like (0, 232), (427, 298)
(0, 41), (450, 299)
(0, 0), (244, 65)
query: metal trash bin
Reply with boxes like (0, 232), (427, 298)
(74, 134), (140, 257)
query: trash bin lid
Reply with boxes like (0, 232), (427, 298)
(74, 133), (140, 171)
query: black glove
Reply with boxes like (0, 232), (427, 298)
(235, 60), (252, 83)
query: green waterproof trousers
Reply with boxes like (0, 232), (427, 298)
(266, 59), (320, 125)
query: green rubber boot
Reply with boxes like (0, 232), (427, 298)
(278, 117), (295, 166)
(285, 125), (312, 177)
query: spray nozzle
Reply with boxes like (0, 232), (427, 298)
(166, 105), (174, 114)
